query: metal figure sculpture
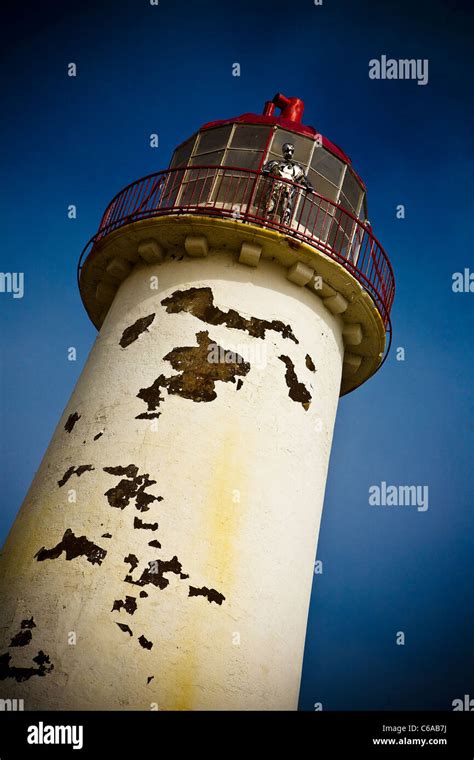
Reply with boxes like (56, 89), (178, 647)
(262, 143), (314, 225)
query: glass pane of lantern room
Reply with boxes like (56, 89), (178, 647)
(341, 169), (363, 214)
(176, 163), (220, 207)
(213, 168), (256, 210)
(160, 169), (186, 207)
(230, 125), (271, 151)
(189, 150), (225, 166)
(307, 169), (339, 202)
(169, 136), (195, 168)
(179, 174), (215, 206)
(339, 192), (356, 214)
(224, 149), (263, 169)
(266, 130), (313, 167)
(295, 194), (334, 242)
(194, 126), (233, 155)
(328, 209), (353, 259)
(310, 148), (345, 188)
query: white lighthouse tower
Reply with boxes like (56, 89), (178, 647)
(0, 94), (394, 710)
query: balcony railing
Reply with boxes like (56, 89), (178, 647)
(79, 165), (395, 341)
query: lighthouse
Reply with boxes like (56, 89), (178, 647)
(0, 94), (394, 710)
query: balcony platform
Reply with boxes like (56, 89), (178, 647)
(79, 213), (388, 396)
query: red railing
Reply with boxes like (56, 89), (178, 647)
(79, 165), (394, 344)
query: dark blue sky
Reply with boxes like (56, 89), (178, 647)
(1, 0), (473, 710)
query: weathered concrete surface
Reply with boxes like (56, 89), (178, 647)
(0, 251), (343, 710)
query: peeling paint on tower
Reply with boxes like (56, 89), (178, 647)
(0, 90), (390, 711)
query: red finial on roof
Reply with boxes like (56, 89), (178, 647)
(263, 93), (305, 123)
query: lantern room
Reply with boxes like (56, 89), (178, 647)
(169, 93), (368, 222)
(161, 93), (372, 272)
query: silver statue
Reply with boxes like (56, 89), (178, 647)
(262, 143), (314, 225)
